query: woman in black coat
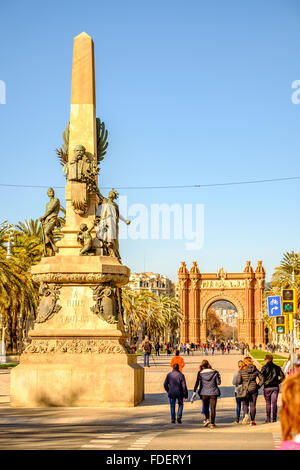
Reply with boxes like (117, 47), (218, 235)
(236, 356), (263, 426)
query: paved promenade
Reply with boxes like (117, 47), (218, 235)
(0, 351), (282, 450)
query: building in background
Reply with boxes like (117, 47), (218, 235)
(126, 273), (177, 346)
(178, 261), (266, 345)
(127, 272), (174, 297)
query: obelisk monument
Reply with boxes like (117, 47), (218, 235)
(10, 33), (144, 407)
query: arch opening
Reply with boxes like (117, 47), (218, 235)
(206, 300), (238, 342)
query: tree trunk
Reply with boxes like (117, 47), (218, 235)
(4, 311), (13, 355)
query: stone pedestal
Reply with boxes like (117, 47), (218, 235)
(10, 32), (145, 407)
(10, 342), (144, 408)
(10, 255), (144, 407)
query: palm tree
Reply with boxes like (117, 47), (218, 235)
(12, 236), (43, 269)
(280, 251), (300, 275)
(0, 258), (38, 354)
(15, 219), (42, 240)
(122, 288), (181, 344)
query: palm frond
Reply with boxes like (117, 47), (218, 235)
(96, 118), (109, 164)
(56, 122), (70, 166)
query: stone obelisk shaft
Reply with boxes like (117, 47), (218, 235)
(59, 32), (98, 255)
(69, 32), (96, 158)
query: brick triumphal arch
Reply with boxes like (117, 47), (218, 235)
(178, 261), (266, 346)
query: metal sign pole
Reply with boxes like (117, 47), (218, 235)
(290, 270), (295, 373)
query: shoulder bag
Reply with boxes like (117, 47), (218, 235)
(236, 373), (253, 399)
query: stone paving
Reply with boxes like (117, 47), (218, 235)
(0, 351), (283, 450)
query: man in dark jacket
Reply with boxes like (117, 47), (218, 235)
(164, 363), (188, 423)
(261, 354), (285, 423)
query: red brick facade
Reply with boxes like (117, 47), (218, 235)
(178, 261), (265, 346)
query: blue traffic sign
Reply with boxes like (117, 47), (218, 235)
(267, 296), (282, 317)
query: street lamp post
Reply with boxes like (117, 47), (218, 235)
(3, 223), (15, 259)
(1, 223), (16, 364)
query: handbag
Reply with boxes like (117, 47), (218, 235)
(236, 373), (253, 399)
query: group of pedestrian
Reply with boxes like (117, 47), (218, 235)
(181, 343), (194, 355)
(164, 356), (221, 428)
(232, 355), (284, 426)
(163, 351), (289, 430)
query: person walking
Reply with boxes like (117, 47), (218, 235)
(220, 342), (225, 355)
(211, 342), (216, 356)
(245, 343), (250, 356)
(232, 360), (244, 423)
(164, 363), (188, 424)
(260, 354), (285, 423)
(236, 357), (264, 426)
(155, 341), (160, 356)
(170, 350), (185, 373)
(227, 342), (231, 354)
(131, 341), (136, 354)
(141, 336), (152, 367)
(278, 373), (300, 450)
(283, 354), (292, 377)
(192, 359), (221, 429)
(186, 343), (190, 356)
(191, 343), (195, 356)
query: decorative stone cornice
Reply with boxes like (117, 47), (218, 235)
(32, 273), (129, 286)
(24, 338), (131, 355)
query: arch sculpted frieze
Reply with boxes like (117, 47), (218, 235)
(200, 279), (246, 289)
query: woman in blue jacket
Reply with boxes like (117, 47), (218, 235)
(192, 360), (221, 428)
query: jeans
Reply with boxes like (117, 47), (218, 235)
(143, 352), (150, 366)
(242, 392), (258, 421)
(264, 387), (279, 421)
(169, 397), (183, 421)
(235, 392), (242, 419)
(202, 395), (217, 424)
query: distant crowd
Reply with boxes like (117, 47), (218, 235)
(131, 337), (294, 358)
(131, 339), (250, 358)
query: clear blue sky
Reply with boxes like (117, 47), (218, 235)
(1, 0), (300, 281)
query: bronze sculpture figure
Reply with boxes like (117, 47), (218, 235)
(95, 189), (130, 261)
(77, 222), (96, 256)
(63, 144), (98, 182)
(40, 188), (60, 257)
